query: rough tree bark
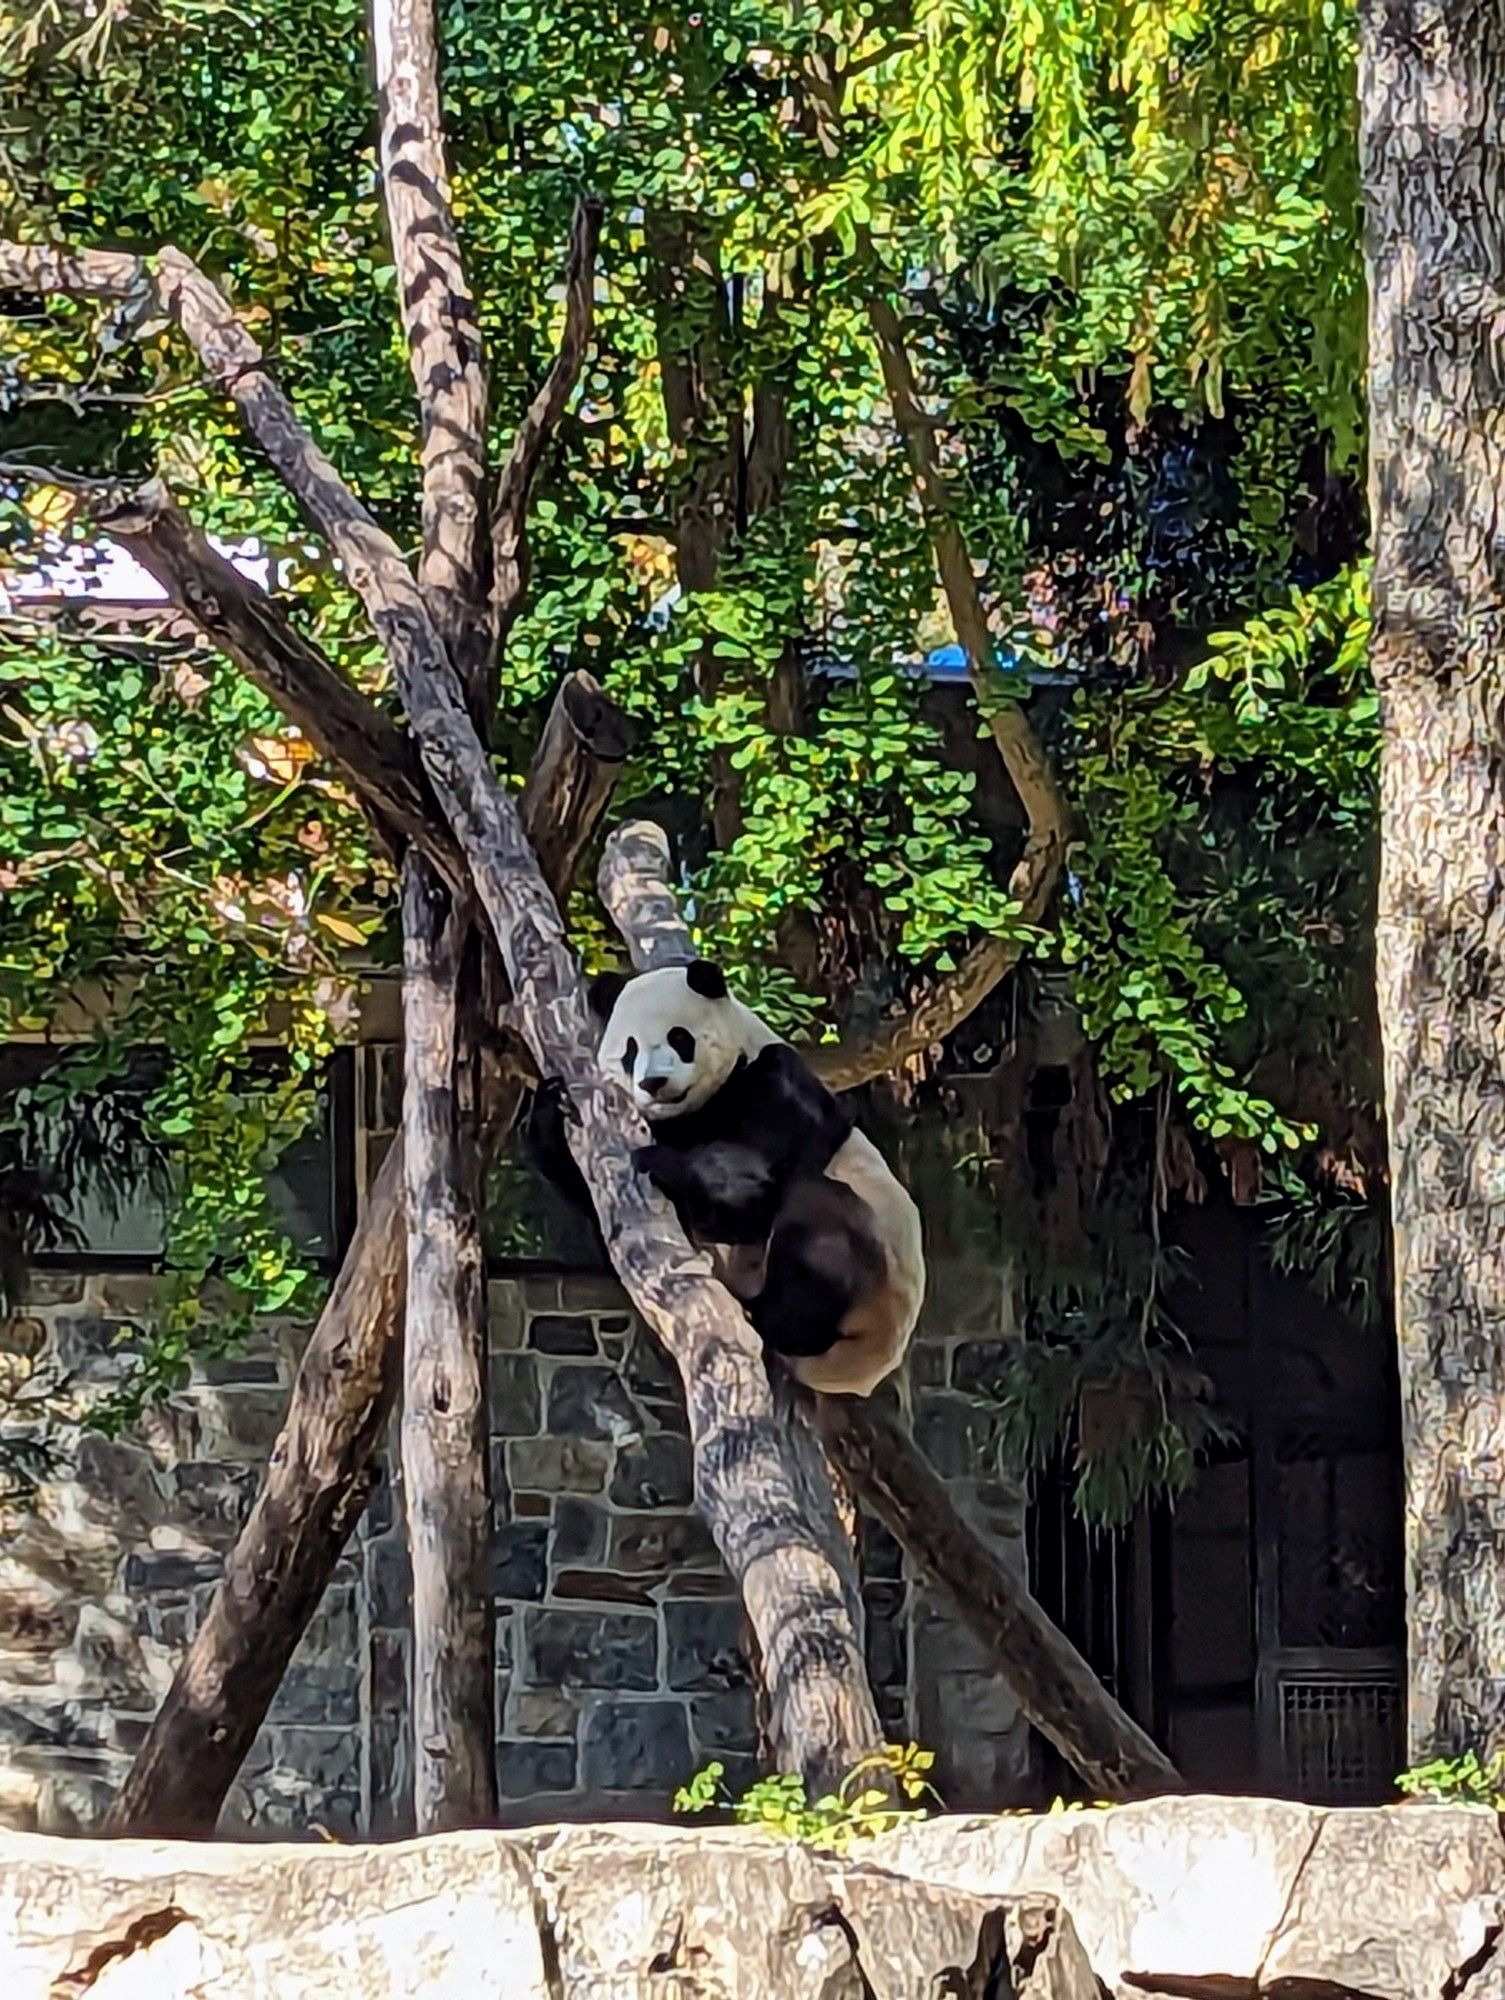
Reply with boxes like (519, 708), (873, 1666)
(1361, 0), (1505, 1762)
(374, 0), (492, 704)
(102, 673), (625, 1834)
(96, 468), (499, 1804)
(597, 819), (1183, 1799)
(400, 856), (496, 1828)
(375, 0), (500, 1831)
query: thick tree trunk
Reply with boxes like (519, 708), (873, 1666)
(106, 676), (626, 1835)
(1362, 0), (1505, 1763)
(400, 857), (497, 1829)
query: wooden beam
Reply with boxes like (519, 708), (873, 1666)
(374, 0), (493, 703)
(818, 1396), (1183, 1798)
(400, 854), (497, 1828)
(93, 479), (464, 890)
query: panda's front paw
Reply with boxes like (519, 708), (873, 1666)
(536, 1075), (579, 1126)
(633, 1144), (691, 1198)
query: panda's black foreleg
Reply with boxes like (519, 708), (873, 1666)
(743, 1043), (854, 1180)
(633, 1140), (779, 1245)
(523, 1078), (594, 1216)
(746, 1176), (879, 1361)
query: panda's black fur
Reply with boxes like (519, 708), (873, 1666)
(527, 961), (924, 1395)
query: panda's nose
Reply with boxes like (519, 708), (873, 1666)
(642, 1075), (669, 1096)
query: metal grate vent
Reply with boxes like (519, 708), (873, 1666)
(1277, 1671), (1402, 1804)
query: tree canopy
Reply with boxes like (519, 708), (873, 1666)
(0, 0), (1377, 1504)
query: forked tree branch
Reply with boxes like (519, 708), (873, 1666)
(492, 196), (604, 644)
(0, 231), (882, 1797)
(595, 818), (1183, 1799)
(374, 0), (493, 700)
(92, 477), (467, 890)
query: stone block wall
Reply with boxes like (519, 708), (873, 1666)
(0, 1270), (362, 1836)
(0, 1256), (1031, 1836)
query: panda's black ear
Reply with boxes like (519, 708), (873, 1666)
(586, 970), (631, 1022)
(685, 960), (728, 1001)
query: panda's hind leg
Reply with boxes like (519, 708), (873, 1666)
(746, 1176), (883, 1361)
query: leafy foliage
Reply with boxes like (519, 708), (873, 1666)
(1396, 1752), (1505, 1809)
(1062, 565), (1374, 1138)
(673, 1742), (939, 1848)
(0, 0), (1378, 1489)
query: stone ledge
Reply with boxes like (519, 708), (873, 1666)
(5, 1802), (1505, 1997)
(871, 1794), (1505, 1999)
(0, 1821), (1091, 1999)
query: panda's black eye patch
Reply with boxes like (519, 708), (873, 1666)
(621, 1037), (638, 1076)
(667, 1027), (696, 1063)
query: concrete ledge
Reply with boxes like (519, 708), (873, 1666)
(3, 1799), (1500, 1998)
(0, 1819), (1094, 1998)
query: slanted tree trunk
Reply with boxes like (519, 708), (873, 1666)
(818, 1397), (1180, 1797)
(1361, 0), (1505, 1762)
(597, 820), (1183, 1800)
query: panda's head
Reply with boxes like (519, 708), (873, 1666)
(591, 961), (770, 1121)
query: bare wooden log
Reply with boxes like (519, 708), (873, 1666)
(596, 826), (874, 1757)
(103, 1135), (411, 1835)
(105, 675), (627, 1835)
(375, 0), (501, 1832)
(596, 819), (1183, 1800)
(596, 820), (699, 970)
(518, 670), (637, 894)
(375, 0), (492, 703)
(93, 479), (464, 889)
(400, 856), (497, 1829)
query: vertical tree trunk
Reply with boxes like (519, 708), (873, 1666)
(400, 855), (498, 1829)
(1362, 0), (1505, 1761)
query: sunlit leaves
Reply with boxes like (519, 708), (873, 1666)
(1, 0), (1374, 1425)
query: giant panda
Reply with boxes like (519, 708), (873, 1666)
(529, 961), (925, 1397)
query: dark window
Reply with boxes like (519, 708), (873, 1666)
(0, 1044), (352, 1266)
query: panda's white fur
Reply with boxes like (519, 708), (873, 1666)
(597, 966), (924, 1397)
